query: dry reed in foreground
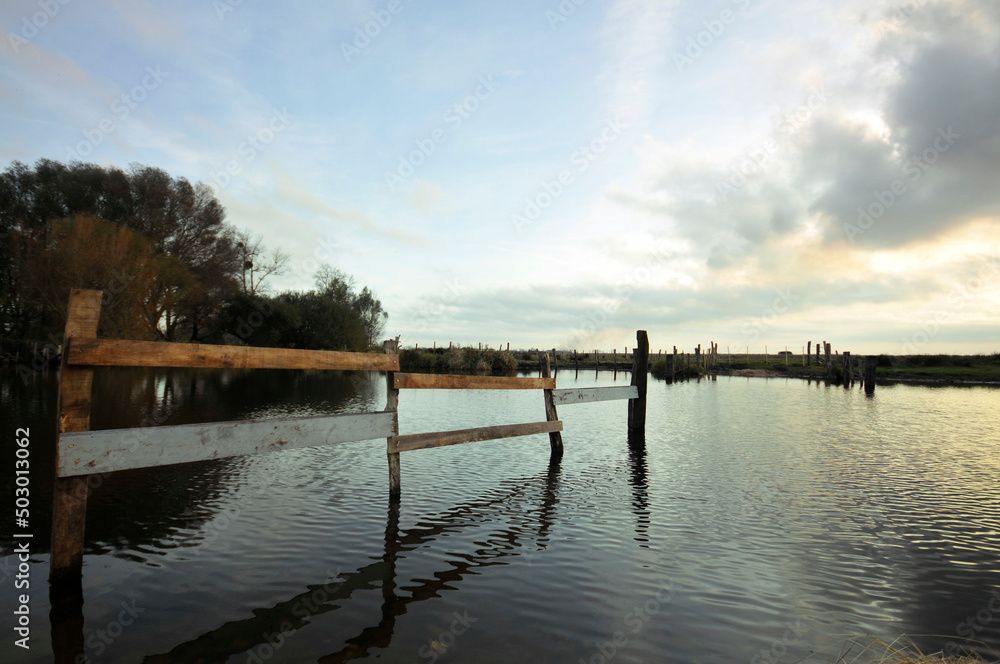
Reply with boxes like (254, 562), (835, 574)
(830, 635), (998, 664)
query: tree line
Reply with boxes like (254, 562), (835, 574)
(0, 159), (386, 354)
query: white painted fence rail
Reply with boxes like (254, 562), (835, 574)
(550, 385), (638, 406)
(58, 411), (396, 477)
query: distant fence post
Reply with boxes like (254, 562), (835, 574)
(865, 356), (876, 395)
(628, 331), (648, 435)
(539, 353), (563, 459)
(50, 289), (103, 587)
(383, 336), (401, 498)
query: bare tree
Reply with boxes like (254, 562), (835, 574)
(234, 228), (289, 295)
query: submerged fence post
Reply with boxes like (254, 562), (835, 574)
(628, 330), (648, 435)
(540, 352), (564, 459)
(383, 336), (401, 498)
(865, 356), (877, 395)
(50, 289), (103, 588)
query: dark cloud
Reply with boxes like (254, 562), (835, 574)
(811, 5), (1000, 247)
(616, 1), (1000, 257)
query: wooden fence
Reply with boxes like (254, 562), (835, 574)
(49, 289), (646, 585)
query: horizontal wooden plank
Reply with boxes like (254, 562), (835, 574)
(67, 338), (400, 372)
(551, 385), (638, 406)
(394, 373), (555, 390)
(394, 420), (563, 453)
(58, 411), (395, 477)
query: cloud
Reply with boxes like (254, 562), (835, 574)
(272, 168), (425, 245)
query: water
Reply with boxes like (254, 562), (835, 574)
(2, 368), (999, 663)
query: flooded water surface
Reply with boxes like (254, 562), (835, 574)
(2, 368), (999, 663)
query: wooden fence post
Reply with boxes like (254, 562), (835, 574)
(50, 289), (103, 587)
(628, 331), (648, 434)
(540, 353), (563, 459)
(865, 356), (876, 395)
(824, 342), (832, 378)
(383, 336), (401, 498)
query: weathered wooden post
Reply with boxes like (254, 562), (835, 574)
(843, 351), (852, 386)
(50, 289), (103, 588)
(540, 353), (564, 459)
(383, 336), (401, 498)
(865, 356), (876, 395)
(824, 342), (832, 378)
(628, 331), (648, 435)
(552, 348), (558, 371)
(672, 346), (677, 381)
(807, 341), (812, 366)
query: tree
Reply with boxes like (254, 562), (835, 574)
(353, 286), (387, 348)
(234, 228), (290, 295)
(17, 213), (158, 339)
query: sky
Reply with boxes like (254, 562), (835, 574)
(2, 0), (999, 354)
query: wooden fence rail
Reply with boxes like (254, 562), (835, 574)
(49, 290), (648, 586)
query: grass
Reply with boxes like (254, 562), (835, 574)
(400, 346), (518, 375)
(412, 348), (1000, 383)
(651, 353), (1000, 384)
(828, 635), (998, 664)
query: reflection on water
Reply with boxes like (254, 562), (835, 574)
(138, 459), (560, 664)
(1, 369), (999, 663)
